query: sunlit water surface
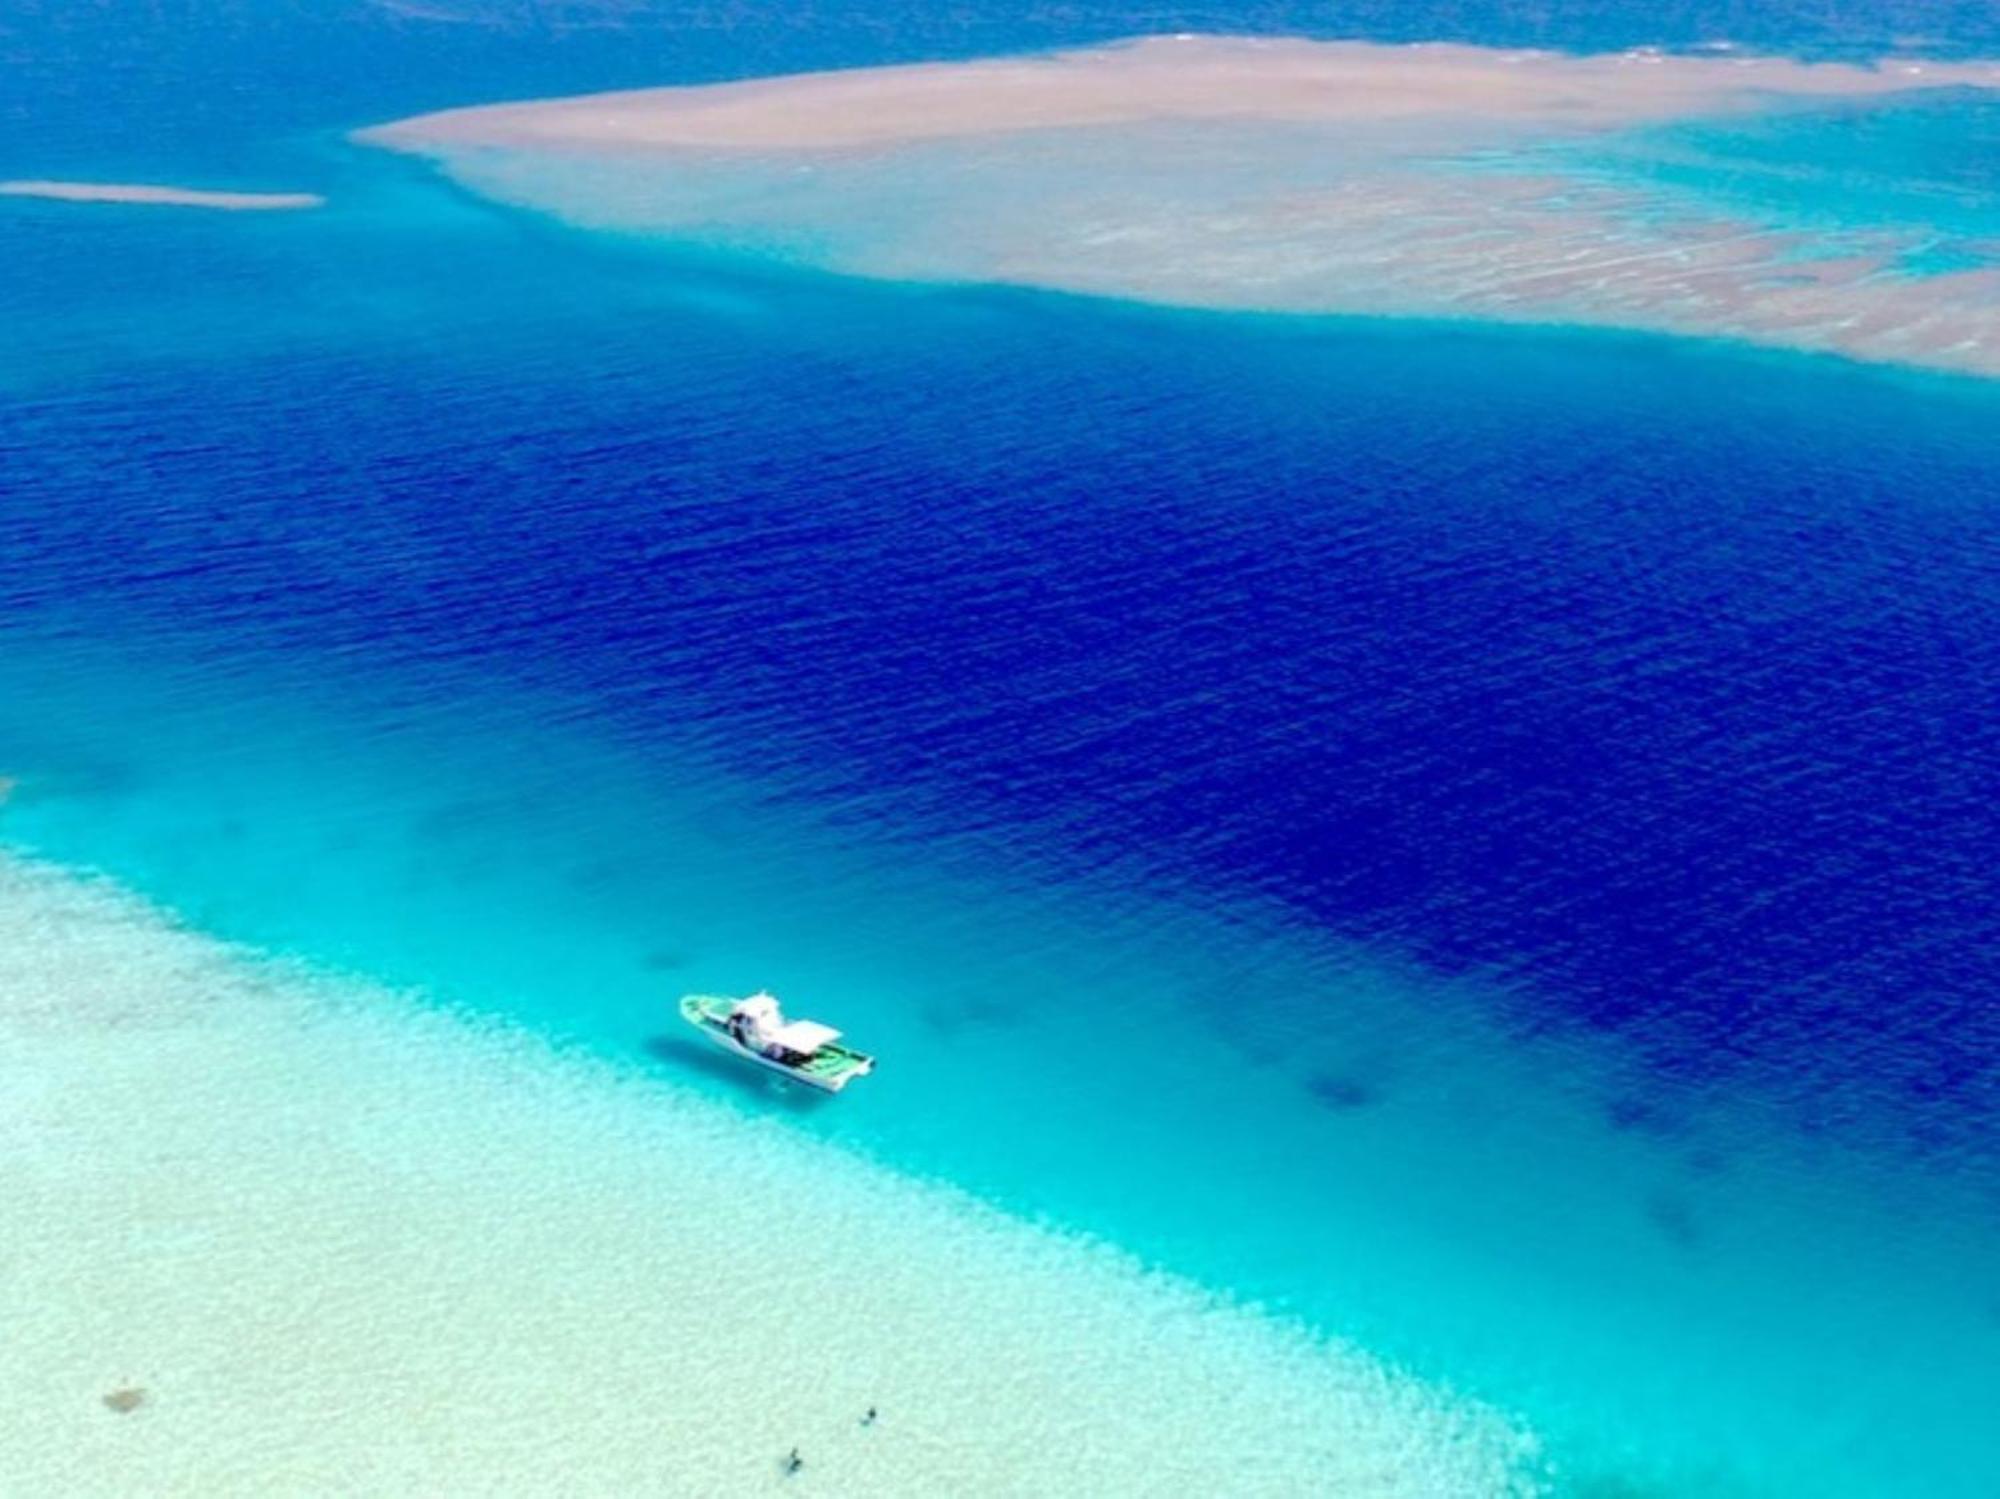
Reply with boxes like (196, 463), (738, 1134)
(4, 4), (1999, 1494)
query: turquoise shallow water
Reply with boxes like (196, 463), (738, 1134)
(7, 854), (1536, 1497)
(6, 5), (2000, 1495)
(1532, 89), (2000, 271)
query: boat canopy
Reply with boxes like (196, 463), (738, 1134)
(733, 992), (782, 1021)
(767, 1020), (841, 1054)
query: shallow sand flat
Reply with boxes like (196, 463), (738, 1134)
(0, 853), (1538, 1496)
(0, 180), (323, 210)
(361, 35), (2000, 152)
(360, 35), (2000, 377)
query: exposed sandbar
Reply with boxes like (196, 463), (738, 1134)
(0, 180), (323, 211)
(361, 36), (2000, 377)
(363, 35), (2000, 152)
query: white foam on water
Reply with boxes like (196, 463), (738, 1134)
(0, 853), (1540, 1496)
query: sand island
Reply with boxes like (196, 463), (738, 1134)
(0, 180), (323, 211)
(362, 35), (2000, 375)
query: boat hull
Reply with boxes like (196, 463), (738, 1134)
(679, 994), (876, 1093)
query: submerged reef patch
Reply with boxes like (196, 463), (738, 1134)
(1306, 1071), (1379, 1110)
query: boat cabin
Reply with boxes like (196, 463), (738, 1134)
(682, 990), (876, 1093)
(726, 992), (844, 1064)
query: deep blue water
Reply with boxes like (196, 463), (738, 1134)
(11, 235), (1998, 1162)
(5, 3), (2000, 1495)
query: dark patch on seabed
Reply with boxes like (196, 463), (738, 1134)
(1604, 1095), (1687, 1138)
(1306, 1072), (1379, 1111)
(1645, 1191), (1702, 1251)
(919, 989), (1019, 1035)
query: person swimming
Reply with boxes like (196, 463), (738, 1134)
(784, 1447), (803, 1476)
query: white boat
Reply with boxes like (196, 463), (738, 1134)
(679, 992), (876, 1093)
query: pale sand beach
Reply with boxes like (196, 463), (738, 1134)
(0, 180), (323, 211)
(0, 852), (1539, 1496)
(360, 35), (2000, 377)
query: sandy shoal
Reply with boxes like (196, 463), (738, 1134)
(361, 35), (2000, 154)
(0, 853), (1536, 1496)
(0, 180), (322, 210)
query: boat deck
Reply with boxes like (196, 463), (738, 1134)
(792, 1044), (873, 1084)
(680, 994), (875, 1089)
